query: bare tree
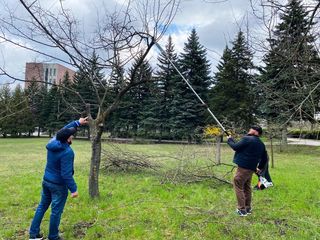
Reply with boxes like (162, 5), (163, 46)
(0, 0), (180, 198)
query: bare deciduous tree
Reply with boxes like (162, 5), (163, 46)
(0, 0), (180, 198)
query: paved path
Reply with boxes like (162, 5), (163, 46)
(288, 138), (320, 146)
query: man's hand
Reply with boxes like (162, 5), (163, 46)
(79, 117), (89, 125)
(227, 135), (232, 139)
(256, 168), (262, 174)
(71, 191), (79, 198)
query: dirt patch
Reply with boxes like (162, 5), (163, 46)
(12, 229), (28, 239)
(73, 220), (95, 238)
(274, 218), (292, 236)
(0, 209), (4, 217)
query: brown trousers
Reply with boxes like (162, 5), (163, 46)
(233, 167), (254, 210)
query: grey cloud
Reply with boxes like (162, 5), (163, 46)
(0, 0), (262, 84)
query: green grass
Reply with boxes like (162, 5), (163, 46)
(0, 138), (319, 239)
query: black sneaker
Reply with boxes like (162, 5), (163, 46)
(236, 209), (247, 216)
(29, 233), (44, 240)
(246, 207), (252, 214)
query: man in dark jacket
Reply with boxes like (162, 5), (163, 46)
(29, 117), (88, 240)
(227, 126), (267, 216)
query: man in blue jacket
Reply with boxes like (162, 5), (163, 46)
(227, 126), (267, 217)
(29, 117), (88, 240)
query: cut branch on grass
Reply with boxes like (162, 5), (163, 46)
(161, 166), (233, 185)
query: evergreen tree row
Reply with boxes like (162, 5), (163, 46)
(107, 29), (212, 141)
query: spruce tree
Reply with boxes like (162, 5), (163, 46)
(0, 85), (12, 137)
(155, 36), (179, 140)
(139, 73), (157, 138)
(26, 78), (46, 136)
(209, 31), (255, 130)
(73, 52), (105, 118)
(125, 53), (154, 138)
(11, 85), (34, 136)
(42, 85), (61, 136)
(37, 85), (49, 135)
(59, 71), (76, 123)
(172, 28), (211, 141)
(259, 0), (320, 125)
(106, 56), (127, 137)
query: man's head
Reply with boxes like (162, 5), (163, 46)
(248, 125), (263, 136)
(56, 127), (77, 144)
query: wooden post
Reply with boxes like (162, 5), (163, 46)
(270, 136), (274, 168)
(216, 135), (221, 165)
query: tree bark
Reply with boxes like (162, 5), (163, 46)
(280, 127), (287, 152)
(89, 121), (103, 198)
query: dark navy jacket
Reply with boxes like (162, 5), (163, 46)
(43, 120), (80, 193)
(227, 134), (268, 171)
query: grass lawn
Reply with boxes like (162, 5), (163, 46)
(0, 138), (319, 240)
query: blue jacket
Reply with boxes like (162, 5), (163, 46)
(43, 120), (80, 193)
(227, 134), (268, 171)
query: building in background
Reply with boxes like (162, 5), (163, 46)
(25, 62), (75, 89)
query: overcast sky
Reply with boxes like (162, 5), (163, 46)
(0, 0), (284, 85)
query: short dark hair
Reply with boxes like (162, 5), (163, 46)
(250, 125), (263, 135)
(56, 127), (77, 142)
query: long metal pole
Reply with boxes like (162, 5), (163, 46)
(154, 42), (228, 135)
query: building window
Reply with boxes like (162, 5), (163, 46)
(49, 68), (52, 76)
(53, 68), (56, 76)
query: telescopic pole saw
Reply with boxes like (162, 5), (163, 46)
(154, 42), (229, 136)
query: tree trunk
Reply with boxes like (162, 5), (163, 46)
(87, 128), (91, 140)
(89, 121), (103, 198)
(37, 127), (41, 137)
(280, 127), (287, 152)
(215, 135), (221, 164)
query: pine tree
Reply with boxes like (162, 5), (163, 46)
(209, 31), (255, 130)
(73, 52), (105, 118)
(42, 85), (61, 136)
(106, 54), (127, 137)
(10, 85), (34, 136)
(154, 36), (179, 140)
(59, 71), (76, 123)
(138, 73), (157, 138)
(125, 53), (154, 138)
(171, 28), (211, 141)
(0, 85), (12, 137)
(25, 78), (45, 136)
(259, 0), (320, 125)
(37, 85), (49, 135)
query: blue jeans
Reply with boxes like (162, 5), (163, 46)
(30, 180), (68, 240)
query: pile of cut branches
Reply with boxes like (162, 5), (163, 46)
(160, 146), (234, 185)
(101, 144), (160, 172)
(161, 165), (234, 185)
(101, 143), (234, 186)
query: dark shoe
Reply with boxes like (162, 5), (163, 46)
(29, 233), (44, 240)
(235, 209), (247, 217)
(253, 185), (260, 190)
(246, 207), (252, 215)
